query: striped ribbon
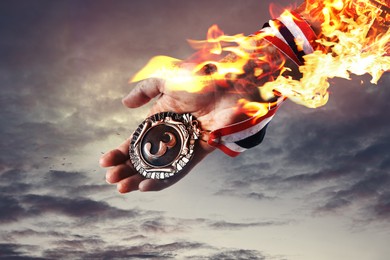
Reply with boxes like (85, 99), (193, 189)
(208, 11), (321, 156)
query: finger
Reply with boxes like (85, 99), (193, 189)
(117, 174), (145, 193)
(122, 78), (164, 108)
(99, 138), (131, 167)
(106, 162), (134, 184)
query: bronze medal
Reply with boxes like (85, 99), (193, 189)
(129, 112), (200, 179)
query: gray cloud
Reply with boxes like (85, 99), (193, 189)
(208, 249), (266, 260)
(0, 169), (120, 225)
(21, 194), (133, 219)
(0, 195), (27, 224)
(316, 172), (390, 215)
(39, 170), (112, 197)
(41, 240), (270, 260)
(140, 219), (188, 234)
(211, 74), (390, 222)
(0, 243), (43, 260)
(372, 192), (390, 220)
(0, 0), (276, 171)
(0, 192), (136, 224)
(1, 0), (389, 259)
(215, 189), (276, 201)
(208, 220), (287, 230)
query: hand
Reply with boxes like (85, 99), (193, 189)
(99, 65), (261, 193)
(100, 0), (389, 194)
(97, 0), (321, 194)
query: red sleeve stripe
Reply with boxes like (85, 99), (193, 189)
(278, 12), (315, 55)
(208, 97), (285, 156)
(289, 11), (324, 52)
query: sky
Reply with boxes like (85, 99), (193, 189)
(0, 0), (389, 259)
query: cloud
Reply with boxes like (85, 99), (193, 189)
(209, 74), (390, 222)
(207, 220), (287, 230)
(0, 243), (41, 260)
(316, 172), (390, 217)
(1, 1), (389, 259)
(0, 169), (138, 224)
(140, 219), (188, 234)
(0, 169), (119, 225)
(373, 192), (390, 220)
(0, 195), (27, 224)
(39, 170), (112, 197)
(1, 215), (282, 259)
(0, 193), (136, 224)
(20, 194), (135, 220)
(40, 240), (270, 260)
(208, 249), (266, 260)
(214, 189), (276, 201)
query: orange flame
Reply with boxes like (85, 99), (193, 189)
(131, 25), (263, 93)
(130, 0), (389, 117)
(260, 0), (390, 108)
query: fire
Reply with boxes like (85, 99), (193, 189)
(130, 0), (389, 117)
(131, 25), (262, 93)
(260, 0), (390, 108)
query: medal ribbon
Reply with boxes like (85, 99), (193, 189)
(208, 11), (321, 156)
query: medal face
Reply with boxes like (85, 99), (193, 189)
(129, 112), (200, 179)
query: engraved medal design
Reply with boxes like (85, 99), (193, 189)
(129, 112), (201, 179)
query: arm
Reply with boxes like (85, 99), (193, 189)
(100, 0), (389, 193)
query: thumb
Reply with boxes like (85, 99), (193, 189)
(122, 78), (164, 108)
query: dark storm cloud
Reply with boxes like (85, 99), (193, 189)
(0, 169), (116, 224)
(0, 100), (120, 169)
(20, 194), (135, 220)
(1, 0), (389, 259)
(40, 170), (112, 196)
(0, 1), (137, 169)
(0, 192), (136, 224)
(281, 77), (390, 220)
(0, 195), (27, 224)
(0, 0), (273, 170)
(0, 169), (35, 195)
(1, 168), (116, 222)
(316, 172), (390, 215)
(41, 241), (203, 259)
(138, 215), (285, 235)
(208, 249), (266, 260)
(0, 243), (43, 260)
(0, 213), (283, 259)
(43, 170), (86, 185)
(41, 240), (270, 260)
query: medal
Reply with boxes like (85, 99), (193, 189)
(129, 112), (201, 179)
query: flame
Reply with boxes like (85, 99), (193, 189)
(260, 0), (390, 108)
(130, 25), (265, 93)
(131, 0), (389, 117)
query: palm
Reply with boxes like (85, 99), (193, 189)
(100, 76), (252, 193)
(152, 87), (242, 131)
